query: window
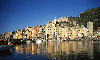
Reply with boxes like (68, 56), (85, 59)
(64, 21), (66, 23)
(48, 29), (49, 30)
(50, 29), (51, 30)
(49, 21), (52, 23)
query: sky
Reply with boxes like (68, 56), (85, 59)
(0, 0), (100, 34)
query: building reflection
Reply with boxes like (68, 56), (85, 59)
(14, 40), (100, 59)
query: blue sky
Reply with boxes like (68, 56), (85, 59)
(0, 0), (100, 34)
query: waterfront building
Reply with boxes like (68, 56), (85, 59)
(72, 28), (77, 39)
(2, 16), (94, 40)
(45, 16), (77, 39)
(26, 27), (33, 39)
(96, 30), (100, 39)
(16, 29), (26, 39)
(34, 26), (39, 38)
(16, 29), (23, 39)
(38, 25), (45, 37)
(87, 21), (93, 35)
(21, 29), (26, 39)
(31, 28), (34, 39)
(16, 30), (18, 39)
(0, 34), (2, 39)
(12, 33), (16, 39)
(78, 28), (84, 38)
(4, 32), (12, 39)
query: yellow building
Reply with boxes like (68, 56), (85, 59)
(62, 28), (64, 38)
(16, 30), (22, 39)
(78, 29), (83, 38)
(67, 28), (70, 39)
(31, 29), (34, 38)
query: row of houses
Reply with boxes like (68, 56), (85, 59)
(1, 16), (100, 40)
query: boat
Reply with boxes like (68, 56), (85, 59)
(26, 40), (31, 44)
(63, 39), (67, 41)
(0, 39), (8, 45)
(36, 39), (42, 44)
(32, 39), (36, 42)
(10, 39), (18, 43)
(0, 42), (13, 52)
(59, 38), (67, 41)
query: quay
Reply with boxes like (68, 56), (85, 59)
(1, 38), (100, 45)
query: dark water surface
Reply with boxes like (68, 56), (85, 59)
(0, 40), (100, 60)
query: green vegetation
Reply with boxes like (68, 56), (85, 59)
(69, 7), (100, 31)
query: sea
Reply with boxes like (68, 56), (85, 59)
(0, 40), (100, 60)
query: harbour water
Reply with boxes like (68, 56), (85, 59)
(0, 40), (100, 60)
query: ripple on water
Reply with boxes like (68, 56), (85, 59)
(1, 41), (100, 60)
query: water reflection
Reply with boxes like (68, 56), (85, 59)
(0, 49), (13, 60)
(14, 40), (100, 60)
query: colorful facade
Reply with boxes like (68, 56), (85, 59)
(3, 16), (94, 40)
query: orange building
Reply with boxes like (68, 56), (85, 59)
(34, 26), (39, 38)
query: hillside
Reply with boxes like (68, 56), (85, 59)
(69, 7), (100, 31)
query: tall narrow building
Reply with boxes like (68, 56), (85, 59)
(87, 21), (93, 35)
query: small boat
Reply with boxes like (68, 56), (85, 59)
(32, 39), (36, 42)
(36, 39), (42, 44)
(63, 39), (67, 41)
(26, 40), (31, 44)
(0, 42), (13, 52)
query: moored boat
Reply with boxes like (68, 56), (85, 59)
(26, 40), (31, 44)
(0, 42), (13, 52)
(36, 39), (42, 44)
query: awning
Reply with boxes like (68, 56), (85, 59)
(40, 36), (45, 37)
